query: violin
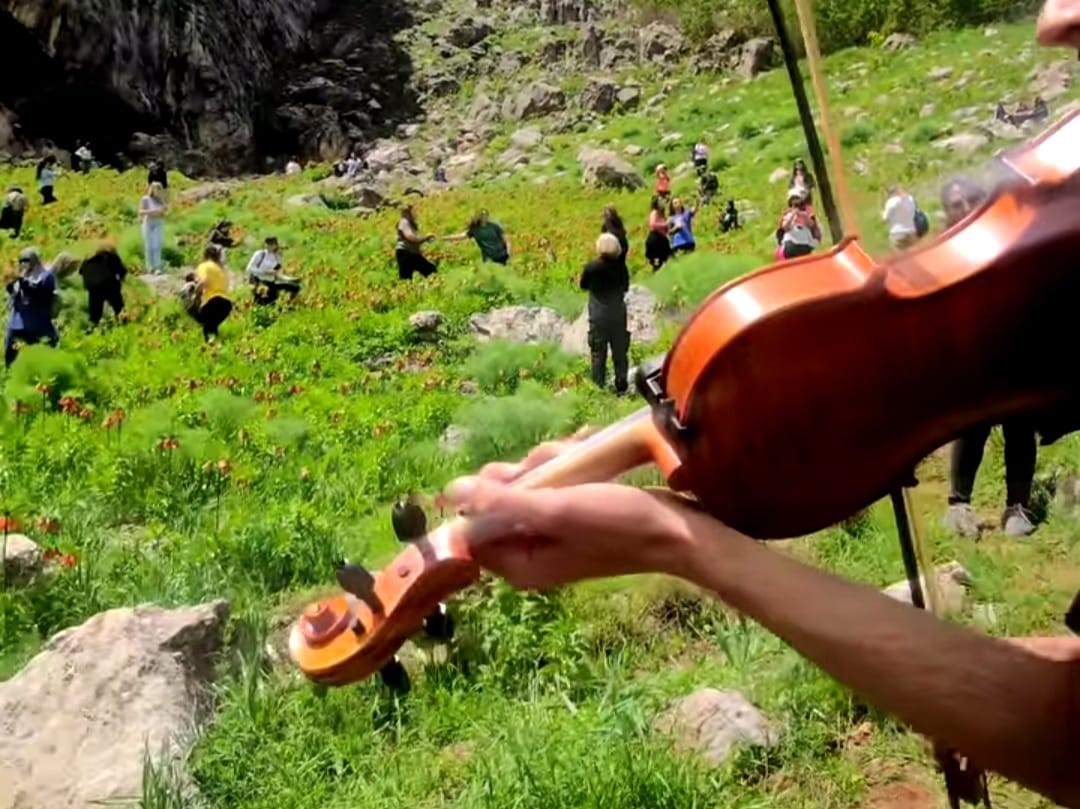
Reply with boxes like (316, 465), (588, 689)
(291, 110), (1080, 687)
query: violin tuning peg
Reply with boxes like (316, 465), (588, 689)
(392, 498), (428, 543)
(336, 560), (377, 603)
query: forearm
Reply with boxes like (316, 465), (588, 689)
(672, 516), (1080, 804)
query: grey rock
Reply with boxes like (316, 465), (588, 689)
(654, 689), (780, 768)
(496, 51), (527, 76)
(920, 103), (937, 118)
(615, 85), (642, 110)
(640, 22), (685, 63)
(0, 600), (230, 809)
(928, 65), (955, 81)
(448, 17), (492, 49)
(285, 193), (328, 208)
(883, 142), (905, 155)
(1029, 60), (1073, 100)
(883, 32), (918, 51)
(735, 38), (776, 78)
(365, 140), (411, 172)
(932, 132), (990, 156)
(503, 83), (567, 121)
(177, 182), (234, 205)
(538, 0), (598, 24)
(623, 144), (644, 156)
(469, 306), (568, 345)
(439, 425), (470, 453)
(581, 77), (619, 113)
(578, 147), (645, 190)
(409, 310), (444, 339)
(424, 73), (462, 98)
(882, 561), (972, 616)
(510, 126), (545, 151)
(3, 534), (42, 587)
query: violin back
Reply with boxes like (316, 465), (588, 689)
(659, 118), (1080, 540)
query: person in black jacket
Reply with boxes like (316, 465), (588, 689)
(78, 238), (127, 327)
(580, 233), (630, 395)
(601, 206), (629, 260)
(148, 160), (168, 190)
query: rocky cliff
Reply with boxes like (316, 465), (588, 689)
(0, 0), (420, 175)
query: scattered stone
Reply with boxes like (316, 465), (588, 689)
(932, 132), (990, 156)
(3, 533), (42, 587)
(984, 27), (999, 37)
(581, 77), (619, 114)
(510, 127), (544, 151)
(654, 689), (780, 768)
(285, 193), (327, 209)
(623, 144), (644, 156)
(881, 561), (972, 616)
(1029, 60), (1073, 100)
(176, 182), (233, 205)
(0, 600), (230, 809)
(562, 285), (659, 356)
(409, 310), (444, 339)
(503, 83), (567, 121)
(920, 103), (937, 118)
(578, 147), (645, 191)
(660, 132), (683, 146)
(469, 306), (568, 345)
(883, 143), (905, 155)
(735, 38), (776, 79)
(615, 85), (642, 110)
(983, 119), (1030, 141)
(769, 167), (790, 184)
(439, 425), (470, 454)
(396, 123), (421, 139)
(883, 32), (918, 51)
(928, 66), (954, 81)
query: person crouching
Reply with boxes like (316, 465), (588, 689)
(246, 237), (301, 305)
(193, 245), (233, 343)
(78, 238), (127, 327)
(580, 233), (631, 395)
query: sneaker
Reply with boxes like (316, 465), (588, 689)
(1002, 505), (1036, 538)
(943, 503), (981, 539)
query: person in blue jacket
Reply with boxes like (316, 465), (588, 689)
(668, 197), (697, 256)
(4, 248), (58, 368)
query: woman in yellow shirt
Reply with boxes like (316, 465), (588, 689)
(194, 245), (232, 342)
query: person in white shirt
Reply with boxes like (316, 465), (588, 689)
(692, 139), (709, 171)
(285, 159), (302, 175)
(882, 186), (919, 250)
(246, 236), (301, 304)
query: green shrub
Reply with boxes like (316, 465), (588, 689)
(461, 341), (581, 395)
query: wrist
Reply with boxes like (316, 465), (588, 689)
(648, 495), (753, 583)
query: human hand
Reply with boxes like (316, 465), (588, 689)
(440, 435), (719, 591)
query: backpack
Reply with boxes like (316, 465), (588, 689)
(914, 207), (930, 238)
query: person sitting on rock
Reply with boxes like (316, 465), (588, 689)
(580, 233), (630, 396)
(668, 197), (698, 256)
(775, 188), (821, 260)
(601, 206), (629, 260)
(654, 164), (672, 204)
(78, 238), (127, 328)
(445, 209), (510, 265)
(193, 245), (233, 343)
(395, 204), (439, 281)
(720, 200), (741, 233)
(645, 196), (672, 271)
(0, 187), (28, 238)
(4, 248), (59, 367)
(246, 236), (301, 304)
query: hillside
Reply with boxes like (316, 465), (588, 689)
(0, 14), (1079, 809)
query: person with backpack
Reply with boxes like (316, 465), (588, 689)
(882, 185), (925, 250)
(775, 189), (822, 260)
(4, 248), (58, 367)
(246, 236), (301, 304)
(580, 233), (631, 396)
(698, 167), (720, 207)
(0, 188), (28, 238)
(78, 238), (127, 327)
(445, 209), (510, 265)
(668, 198), (698, 256)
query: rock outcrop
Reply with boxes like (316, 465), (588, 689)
(0, 600), (230, 809)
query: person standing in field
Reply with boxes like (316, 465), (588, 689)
(148, 160), (168, 191)
(140, 182), (168, 274)
(668, 197), (697, 256)
(36, 156), (58, 206)
(395, 204), (439, 280)
(775, 188), (822, 260)
(789, 158), (815, 205)
(0, 188), (28, 238)
(654, 164), (672, 204)
(445, 209), (510, 265)
(580, 233), (630, 396)
(692, 138), (710, 172)
(78, 238), (128, 328)
(4, 248), (58, 367)
(882, 185), (919, 250)
(193, 245), (233, 343)
(601, 206), (629, 260)
(645, 196), (672, 271)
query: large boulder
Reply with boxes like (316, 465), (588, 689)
(882, 561), (972, 616)
(654, 689), (780, 768)
(640, 22), (685, 63)
(578, 147), (645, 190)
(734, 38), (776, 78)
(615, 85), (642, 111)
(469, 306), (568, 345)
(176, 182), (234, 205)
(2, 534), (41, 587)
(562, 285), (660, 355)
(510, 126), (545, 151)
(365, 140), (412, 173)
(581, 77), (619, 114)
(0, 600), (230, 809)
(538, 0), (598, 24)
(932, 132), (990, 156)
(503, 83), (567, 121)
(1029, 60), (1073, 100)
(883, 32), (918, 51)
(447, 17), (492, 49)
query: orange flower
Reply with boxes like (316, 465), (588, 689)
(35, 382), (53, 395)
(35, 516), (61, 534)
(0, 516), (21, 532)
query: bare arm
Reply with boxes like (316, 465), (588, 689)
(673, 518), (1080, 806)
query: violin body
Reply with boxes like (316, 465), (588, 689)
(290, 111), (1080, 686)
(657, 165), (1080, 538)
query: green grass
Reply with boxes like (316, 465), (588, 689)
(1, 15), (1078, 809)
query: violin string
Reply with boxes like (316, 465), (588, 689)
(790, 0), (859, 238)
